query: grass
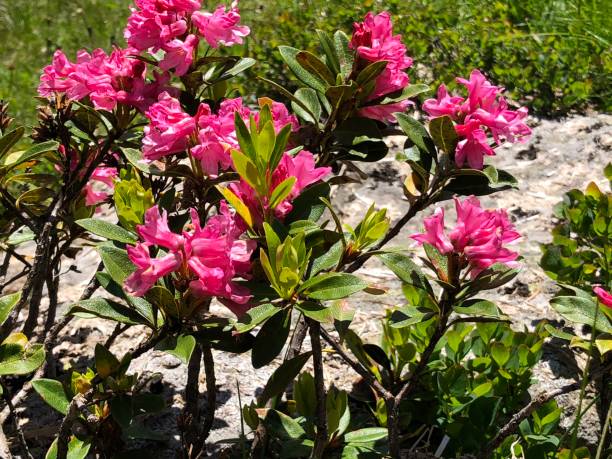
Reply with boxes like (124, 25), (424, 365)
(0, 0), (610, 125)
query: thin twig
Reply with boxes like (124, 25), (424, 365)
(103, 323), (128, 349)
(182, 345), (203, 457)
(2, 383), (33, 459)
(480, 381), (581, 457)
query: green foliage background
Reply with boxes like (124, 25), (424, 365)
(0, 0), (610, 124)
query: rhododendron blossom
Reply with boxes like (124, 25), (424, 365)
(192, 2), (250, 48)
(350, 11), (413, 122)
(143, 95), (298, 177)
(229, 150), (331, 225)
(423, 69), (531, 169)
(411, 196), (520, 277)
(124, 204), (255, 314)
(594, 286), (612, 308)
(38, 47), (171, 112)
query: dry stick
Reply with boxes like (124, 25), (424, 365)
(183, 345), (203, 457)
(479, 381), (581, 458)
(2, 384), (33, 459)
(201, 345), (216, 443)
(320, 328), (391, 399)
(42, 270), (60, 338)
(0, 423), (12, 459)
(308, 319), (328, 459)
(103, 323), (128, 349)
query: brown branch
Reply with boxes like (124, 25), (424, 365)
(182, 345), (203, 457)
(320, 328), (392, 399)
(480, 381), (581, 457)
(201, 345), (216, 443)
(2, 383), (33, 459)
(308, 319), (328, 459)
(56, 394), (88, 459)
(103, 323), (128, 349)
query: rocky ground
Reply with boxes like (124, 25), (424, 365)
(2, 113), (611, 458)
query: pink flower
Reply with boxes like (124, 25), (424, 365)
(410, 208), (453, 254)
(454, 120), (495, 170)
(423, 70), (531, 170)
(124, 243), (184, 296)
(190, 98), (297, 177)
(159, 34), (199, 76)
(124, 204), (254, 315)
(230, 150), (331, 224)
(594, 286), (612, 308)
(358, 100), (411, 123)
(142, 92), (196, 160)
(136, 206), (184, 251)
(85, 167), (118, 206)
(422, 84), (466, 120)
(38, 47), (169, 112)
(350, 12), (413, 122)
(411, 196), (520, 278)
(185, 205), (255, 311)
(192, 1), (250, 48)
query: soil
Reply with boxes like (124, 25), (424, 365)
(2, 113), (611, 458)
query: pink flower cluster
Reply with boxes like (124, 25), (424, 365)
(423, 69), (531, 169)
(350, 12), (413, 122)
(39, 47), (172, 112)
(125, 0), (249, 76)
(411, 196), (520, 278)
(142, 93), (298, 177)
(229, 150), (331, 225)
(593, 286), (612, 308)
(124, 204), (255, 315)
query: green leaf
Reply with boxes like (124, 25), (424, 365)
(269, 177), (297, 210)
(310, 239), (344, 276)
(0, 343), (44, 375)
(294, 372), (316, 419)
(333, 30), (353, 79)
(98, 245), (135, 285)
(155, 335), (196, 365)
(32, 379), (70, 415)
(258, 352), (312, 407)
(231, 149), (261, 191)
(219, 57), (256, 79)
(378, 252), (432, 294)
(296, 51), (335, 85)
(94, 344), (120, 378)
(252, 308), (291, 368)
(292, 88), (322, 124)
(389, 306), (434, 328)
(45, 437), (91, 459)
(296, 301), (334, 323)
(454, 299), (501, 318)
(265, 409), (307, 440)
(76, 219), (137, 244)
(5, 140), (59, 170)
(379, 84), (430, 104)
(217, 186), (253, 228)
(316, 29), (340, 75)
(326, 387), (350, 437)
(286, 181), (330, 222)
(299, 273), (367, 301)
(550, 296), (612, 333)
(396, 113), (436, 157)
(428, 115), (458, 155)
(355, 60), (388, 87)
(0, 126), (25, 160)
(279, 46), (327, 93)
(344, 427), (387, 444)
(491, 342), (510, 367)
(235, 303), (282, 334)
(68, 298), (144, 325)
(0, 292), (21, 326)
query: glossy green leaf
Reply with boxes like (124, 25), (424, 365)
(235, 303), (282, 334)
(0, 292), (21, 326)
(299, 273), (367, 300)
(428, 115), (458, 155)
(76, 219), (137, 244)
(0, 343), (44, 375)
(551, 296), (612, 333)
(156, 335), (196, 365)
(68, 298), (144, 325)
(98, 245), (135, 285)
(292, 88), (322, 124)
(0, 126), (25, 160)
(252, 308), (291, 368)
(32, 378), (70, 415)
(258, 351), (312, 407)
(378, 252), (432, 294)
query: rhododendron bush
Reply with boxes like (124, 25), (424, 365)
(0, 3), (610, 459)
